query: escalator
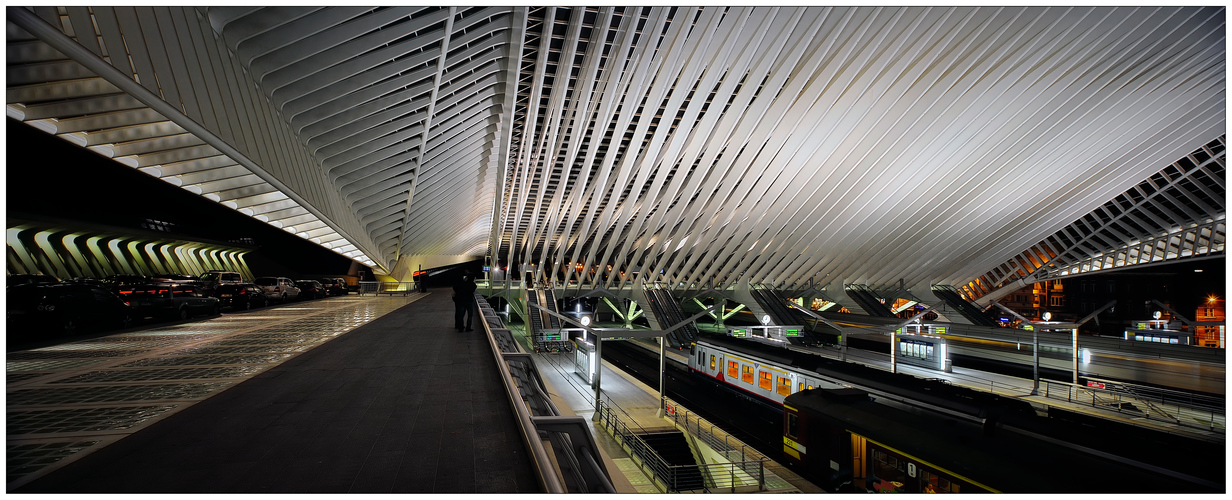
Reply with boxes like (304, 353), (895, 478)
(844, 284), (896, 317)
(642, 286), (698, 347)
(931, 285), (999, 326)
(543, 286), (562, 328)
(750, 286), (801, 325)
(526, 287), (545, 332)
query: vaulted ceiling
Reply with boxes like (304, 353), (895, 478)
(6, 6), (1226, 298)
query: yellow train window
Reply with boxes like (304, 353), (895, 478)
(728, 360), (739, 378)
(777, 376), (791, 396)
(709, 355), (716, 370)
(758, 370), (772, 390)
(742, 365), (754, 384)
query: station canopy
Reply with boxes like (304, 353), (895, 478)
(6, 6), (1225, 301)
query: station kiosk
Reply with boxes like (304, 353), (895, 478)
(892, 324), (951, 373)
(572, 329), (596, 384)
(1124, 317), (1194, 345)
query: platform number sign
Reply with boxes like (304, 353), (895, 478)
(907, 463), (916, 478)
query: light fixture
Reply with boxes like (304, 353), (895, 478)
(580, 315), (592, 327)
(1152, 310), (1162, 320)
(761, 314), (771, 325)
(1041, 312), (1052, 321)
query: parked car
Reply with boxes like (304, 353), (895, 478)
(295, 280), (327, 300)
(150, 273), (198, 284)
(320, 277), (348, 296)
(7, 283), (134, 337)
(117, 283), (220, 320)
(197, 270), (243, 294)
(103, 274), (151, 291)
(7, 274), (60, 287)
(212, 283), (267, 310)
(254, 277), (300, 303)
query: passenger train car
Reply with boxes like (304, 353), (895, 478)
(686, 334), (1223, 493)
(687, 334), (1034, 422)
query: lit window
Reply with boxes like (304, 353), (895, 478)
(728, 360), (739, 379)
(758, 370), (772, 390)
(777, 376), (791, 396)
(709, 355), (716, 371)
(742, 365), (754, 384)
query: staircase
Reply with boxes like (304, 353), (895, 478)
(639, 431), (705, 492)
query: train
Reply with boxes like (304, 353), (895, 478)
(684, 334), (1223, 493)
(717, 307), (1225, 396)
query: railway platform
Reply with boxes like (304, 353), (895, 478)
(514, 323), (824, 493)
(8, 291), (538, 493)
(634, 325), (1224, 443)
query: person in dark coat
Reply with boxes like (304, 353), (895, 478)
(453, 272), (477, 331)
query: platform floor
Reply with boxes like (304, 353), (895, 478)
(8, 291), (537, 493)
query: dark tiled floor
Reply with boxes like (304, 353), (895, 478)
(14, 291), (538, 493)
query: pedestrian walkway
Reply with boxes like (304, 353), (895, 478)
(8, 291), (538, 493)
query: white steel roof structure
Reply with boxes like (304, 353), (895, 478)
(5, 6), (1225, 300)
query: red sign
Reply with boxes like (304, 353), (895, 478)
(1086, 381), (1106, 389)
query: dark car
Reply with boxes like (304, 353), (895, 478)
(118, 283), (220, 320)
(320, 277), (348, 296)
(7, 274), (61, 287)
(103, 274), (151, 291)
(150, 273), (198, 284)
(7, 283), (134, 337)
(295, 280), (326, 300)
(213, 283), (267, 310)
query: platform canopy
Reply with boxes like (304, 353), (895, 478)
(6, 6), (1225, 298)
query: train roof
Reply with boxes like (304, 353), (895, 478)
(784, 388), (1217, 493)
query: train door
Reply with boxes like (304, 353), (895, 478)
(851, 433), (867, 491)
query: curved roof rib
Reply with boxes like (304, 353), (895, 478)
(5, 6), (1225, 289)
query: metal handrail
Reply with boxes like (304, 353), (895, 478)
(594, 398), (766, 492)
(476, 293), (615, 493)
(477, 298), (563, 492)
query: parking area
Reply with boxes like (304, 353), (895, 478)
(6, 294), (422, 489)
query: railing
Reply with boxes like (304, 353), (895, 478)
(475, 293), (616, 493)
(356, 281), (416, 295)
(594, 397), (766, 492)
(662, 398), (766, 465)
(1028, 379), (1224, 434)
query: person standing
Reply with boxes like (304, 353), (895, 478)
(453, 272), (477, 331)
